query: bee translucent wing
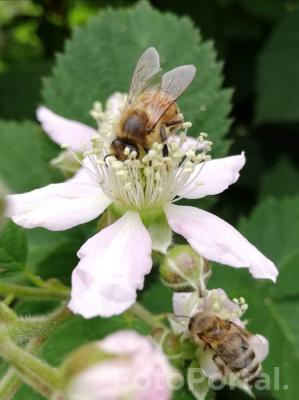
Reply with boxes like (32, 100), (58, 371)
(127, 47), (161, 105)
(161, 65), (196, 101)
(148, 64), (196, 127)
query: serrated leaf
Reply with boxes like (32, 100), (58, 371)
(256, 9), (299, 123)
(238, 196), (299, 266)
(0, 220), (27, 276)
(42, 0), (231, 157)
(0, 120), (60, 192)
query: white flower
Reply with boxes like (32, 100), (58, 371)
(6, 93), (278, 318)
(63, 330), (174, 400)
(172, 290), (269, 395)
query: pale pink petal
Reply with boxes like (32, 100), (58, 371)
(249, 334), (269, 362)
(178, 153), (246, 199)
(173, 292), (199, 317)
(6, 167), (111, 230)
(170, 292), (200, 334)
(36, 106), (96, 151)
(68, 331), (173, 400)
(165, 204), (278, 282)
(69, 211), (152, 318)
(105, 92), (127, 116)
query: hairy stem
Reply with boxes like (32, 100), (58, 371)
(13, 303), (72, 339)
(0, 369), (20, 400)
(0, 304), (73, 399)
(0, 338), (60, 397)
(0, 282), (70, 300)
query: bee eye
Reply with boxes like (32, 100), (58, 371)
(124, 114), (145, 136)
(111, 139), (139, 160)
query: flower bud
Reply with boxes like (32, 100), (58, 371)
(151, 328), (183, 368)
(160, 245), (210, 292)
(60, 330), (174, 400)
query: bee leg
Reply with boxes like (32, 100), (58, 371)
(160, 126), (169, 157)
(165, 119), (183, 128)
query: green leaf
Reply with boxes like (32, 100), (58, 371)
(238, 196), (299, 266)
(0, 62), (51, 121)
(42, 0), (231, 157)
(256, 9), (299, 123)
(0, 120), (60, 192)
(259, 158), (299, 200)
(210, 196), (299, 400)
(0, 221), (27, 276)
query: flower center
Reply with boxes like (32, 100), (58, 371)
(69, 98), (212, 210)
(87, 128), (212, 209)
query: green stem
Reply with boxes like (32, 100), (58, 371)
(0, 369), (20, 400)
(0, 304), (73, 399)
(130, 302), (167, 329)
(23, 270), (47, 288)
(0, 338), (61, 397)
(0, 282), (70, 300)
(0, 303), (17, 323)
(13, 303), (72, 339)
(2, 295), (15, 306)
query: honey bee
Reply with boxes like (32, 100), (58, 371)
(111, 47), (196, 160)
(188, 313), (261, 385)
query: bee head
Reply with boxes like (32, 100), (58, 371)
(110, 138), (139, 161)
(189, 312), (214, 335)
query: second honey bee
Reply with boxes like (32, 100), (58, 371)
(188, 313), (261, 385)
(111, 47), (196, 160)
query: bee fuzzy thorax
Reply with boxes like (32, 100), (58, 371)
(80, 122), (211, 210)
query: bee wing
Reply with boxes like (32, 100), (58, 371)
(127, 47), (161, 106)
(148, 64), (196, 127)
(211, 322), (254, 371)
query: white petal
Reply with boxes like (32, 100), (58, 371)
(69, 211), (152, 318)
(178, 153), (246, 199)
(6, 167), (111, 230)
(173, 292), (199, 318)
(36, 106), (96, 151)
(249, 334), (269, 363)
(170, 292), (199, 334)
(105, 92), (127, 116)
(165, 204), (278, 282)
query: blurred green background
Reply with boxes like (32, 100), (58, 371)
(1, 1), (299, 399)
